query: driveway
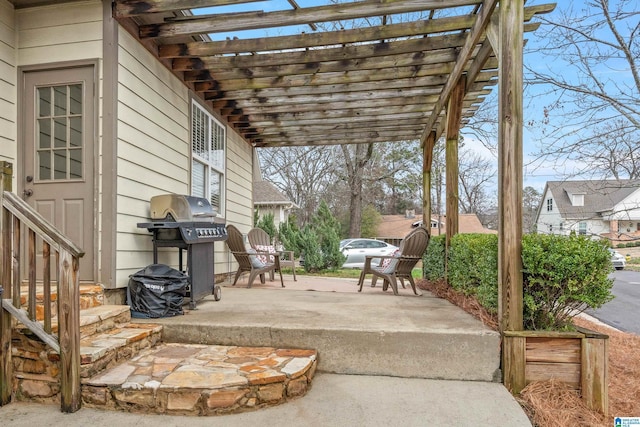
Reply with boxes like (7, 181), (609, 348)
(586, 270), (640, 335)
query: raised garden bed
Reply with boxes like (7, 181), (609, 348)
(503, 327), (608, 416)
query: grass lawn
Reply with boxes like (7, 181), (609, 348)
(279, 267), (423, 279)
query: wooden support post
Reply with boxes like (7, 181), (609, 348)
(58, 249), (81, 413)
(445, 78), (465, 254)
(422, 132), (437, 232)
(498, 0), (524, 336)
(0, 161), (12, 406)
(582, 335), (609, 416)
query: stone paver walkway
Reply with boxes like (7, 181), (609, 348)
(82, 343), (317, 415)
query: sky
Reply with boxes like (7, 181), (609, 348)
(196, 1), (635, 193)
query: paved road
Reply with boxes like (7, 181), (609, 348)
(586, 270), (640, 335)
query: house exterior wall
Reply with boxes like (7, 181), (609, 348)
(116, 30), (254, 288)
(255, 205), (287, 228)
(115, 28), (191, 286)
(15, 1), (102, 65)
(0, 0), (16, 167)
(225, 129), (254, 233)
(535, 187), (564, 234)
(536, 186), (610, 237)
(0, 1), (255, 289)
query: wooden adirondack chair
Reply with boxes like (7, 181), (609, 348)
(247, 227), (297, 281)
(357, 226), (429, 296)
(225, 224), (284, 288)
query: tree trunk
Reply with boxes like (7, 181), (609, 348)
(342, 144), (374, 238)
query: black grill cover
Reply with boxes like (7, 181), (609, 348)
(127, 264), (188, 318)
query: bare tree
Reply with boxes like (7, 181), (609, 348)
(340, 143), (374, 237)
(526, 0), (640, 179)
(458, 149), (497, 215)
(257, 146), (339, 225)
(523, 186), (542, 233)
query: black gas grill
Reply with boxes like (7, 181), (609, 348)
(137, 194), (227, 309)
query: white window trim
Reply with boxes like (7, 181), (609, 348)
(191, 99), (226, 217)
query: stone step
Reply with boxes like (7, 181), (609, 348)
(82, 343), (317, 415)
(48, 305), (133, 338)
(18, 284), (105, 321)
(80, 322), (163, 379)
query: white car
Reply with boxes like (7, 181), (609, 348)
(609, 249), (626, 270)
(340, 238), (399, 269)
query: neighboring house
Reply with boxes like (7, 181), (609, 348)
(377, 210), (497, 245)
(253, 180), (298, 229)
(0, 1), (255, 302)
(534, 180), (640, 244)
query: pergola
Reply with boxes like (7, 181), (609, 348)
(113, 0), (555, 390)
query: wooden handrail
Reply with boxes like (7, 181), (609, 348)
(2, 191), (84, 258)
(0, 161), (84, 413)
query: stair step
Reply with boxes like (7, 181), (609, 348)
(46, 305), (132, 338)
(19, 284), (105, 321)
(82, 343), (317, 415)
(80, 322), (163, 379)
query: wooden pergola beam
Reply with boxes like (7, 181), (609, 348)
(159, 15), (477, 58)
(137, 0), (481, 38)
(114, 0), (262, 18)
(420, 0), (498, 143)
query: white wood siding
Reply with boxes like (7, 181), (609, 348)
(15, 1), (102, 65)
(0, 0), (16, 165)
(116, 28), (190, 285)
(611, 188), (640, 221)
(221, 128), (254, 275)
(535, 188), (564, 234)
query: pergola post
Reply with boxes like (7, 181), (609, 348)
(445, 78), (465, 254)
(422, 132), (437, 233)
(497, 1), (524, 336)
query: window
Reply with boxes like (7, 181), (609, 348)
(191, 100), (225, 215)
(546, 198), (553, 212)
(37, 84), (84, 181)
(578, 222), (587, 235)
(559, 222), (564, 232)
(548, 224), (553, 233)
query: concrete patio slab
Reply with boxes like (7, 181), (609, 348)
(0, 373), (531, 426)
(144, 275), (501, 381)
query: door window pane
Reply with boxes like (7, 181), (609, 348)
(69, 84), (82, 115)
(54, 118), (67, 148)
(53, 150), (67, 179)
(69, 117), (82, 147)
(38, 119), (51, 149)
(69, 148), (82, 179)
(38, 151), (51, 180)
(36, 83), (83, 181)
(38, 87), (51, 117)
(54, 86), (67, 116)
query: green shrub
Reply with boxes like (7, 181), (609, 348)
(423, 235), (445, 280)
(421, 233), (614, 330)
(278, 217), (302, 258)
(521, 234), (613, 330)
(298, 200), (345, 272)
(255, 211), (277, 242)
(448, 234), (498, 313)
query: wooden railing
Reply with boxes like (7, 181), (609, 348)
(0, 161), (84, 413)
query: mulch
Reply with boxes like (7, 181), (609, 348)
(416, 278), (640, 427)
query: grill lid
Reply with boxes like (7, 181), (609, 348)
(150, 194), (217, 222)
